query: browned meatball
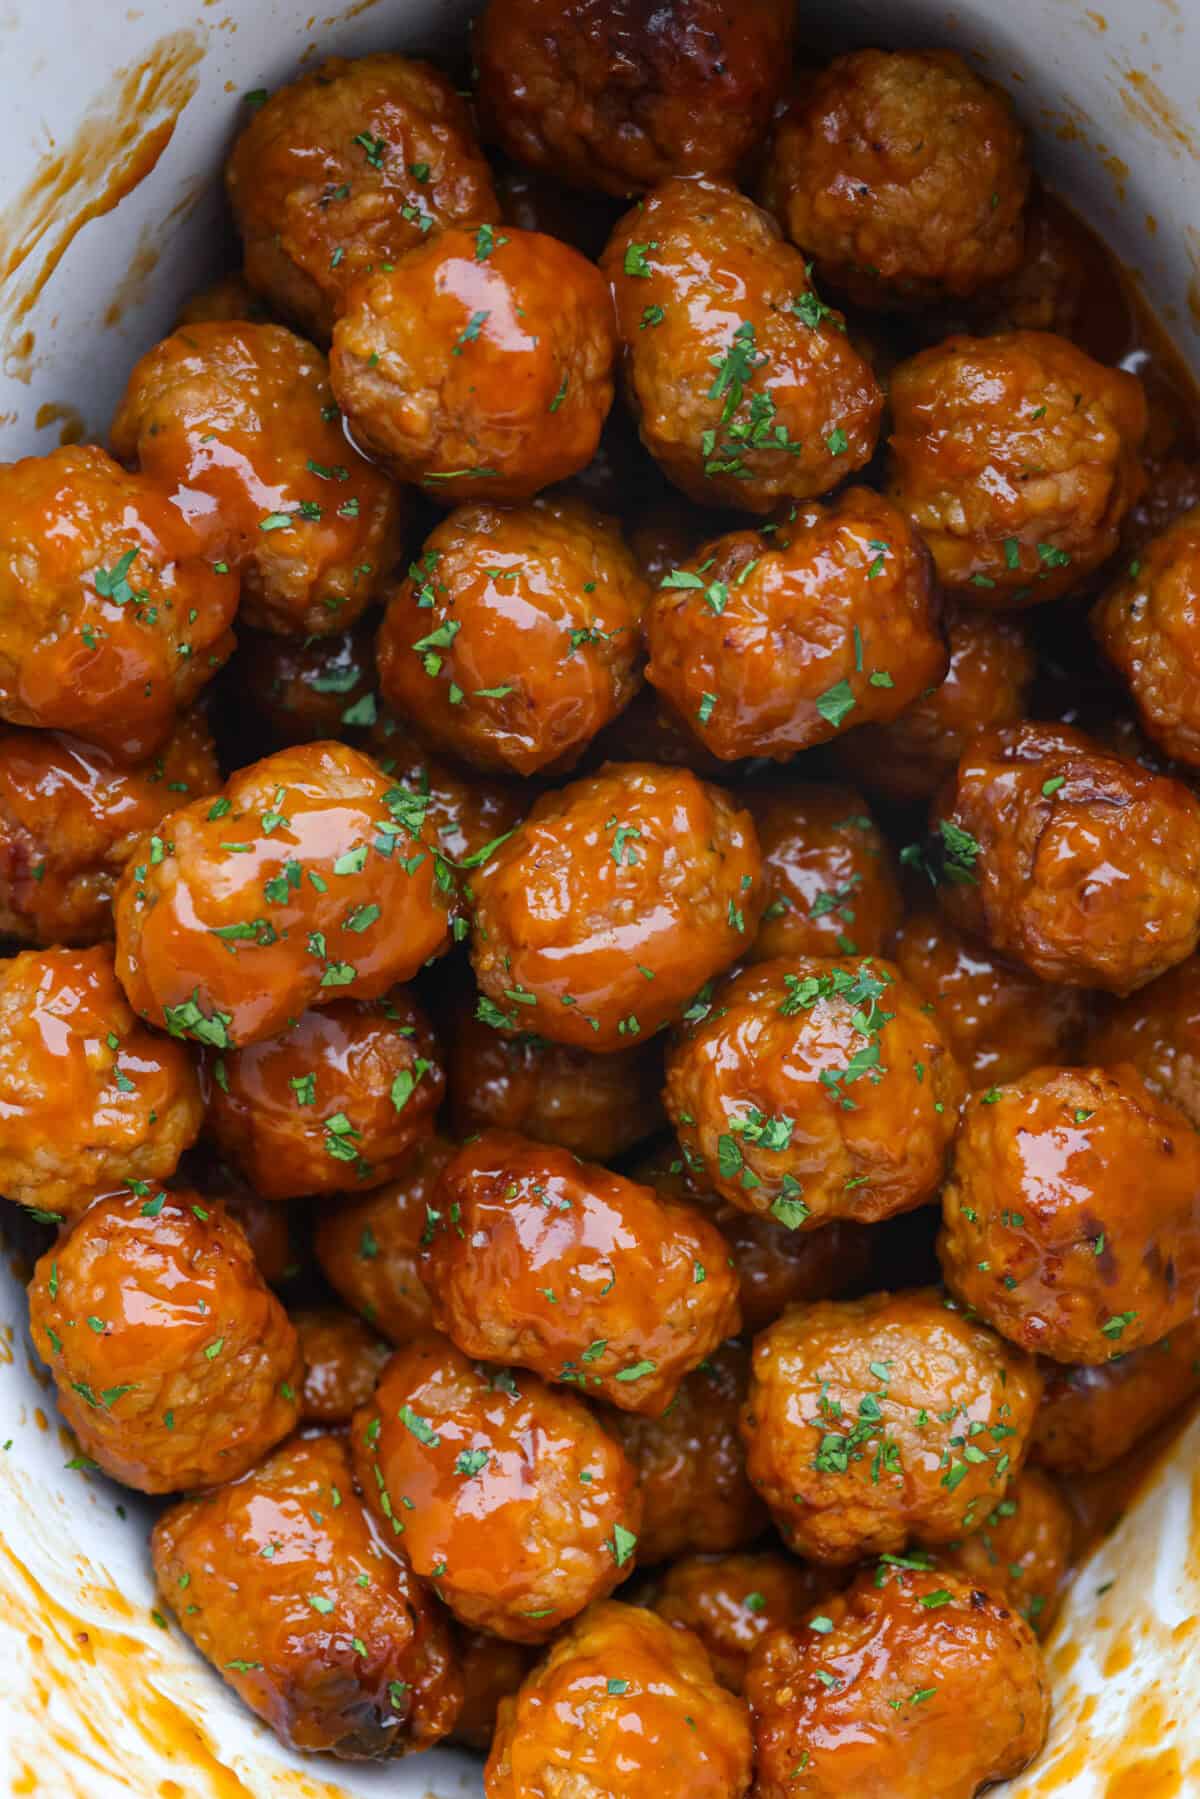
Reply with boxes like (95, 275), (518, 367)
(602, 178), (883, 513)
(294, 1305), (392, 1425)
(746, 1563), (1050, 1798)
(152, 1432), (461, 1757)
(1032, 1312), (1200, 1474)
(935, 1467), (1072, 1637)
(376, 498), (647, 776)
(422, 1131), (740, 1415)
(1092, 506), (1200, 766)
(226, 54), (498, 342)
(665, 956), (966, 1229)
(176, 270), (272, 328)
(314, 1136), (453, 1343)
(743, 785), (902, 963)
(226, 622), (377, 750)
(330, 226), (615, 500)
(740, 1290), (1042, 1564)
(1085, 955), (1200, 1125)
(887, 331), (1147, 603)
(352, 1335), (642, 1641)
(453, 1630), (538, 1752)
(966, 185), (1124, 340)
(28, 1188), (302, 1492)
(365, 714), (528, 872)
(647, 1551), (841, 1693)
(469, 762), (763, 1052)
(220, 1182), (296, 1286)
(930, 720), (1200, 993)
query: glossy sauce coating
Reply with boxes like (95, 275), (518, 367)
(313, 1136), (453, 1345)
(1085, 954), (1200, 1126)
(1031, 1312), (1200, 1474)
(224, 623), (376, 750)
(219, 1180), (296, 1287)
(1092, 505), (1200, 766)
(744, 784), (902, 964)
(364, 712), (528, 872)
(934, 1466), (1072, 1637)
(645, 1551), (842, 1693)
(294, 1305), (391, 1425)
(453, 1629), (538, 1752)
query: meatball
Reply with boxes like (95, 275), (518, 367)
(664, 956), (966, 1228)
(113, 740), (452, 1049)
(422, 1130), (740, 1415)
(0, 446), (237, 762)
(1032, 1312), (1200, 1474)
(740, 1290), (1042, 1564)
(645, 489), (945, 761)
(935, 1467), (1072, 1636)
(295, 1305), (391, 1425)
(225, 53), (498, 342)
(486, 1600), (753, 1798)
(1086, 955), (1200, 1126)
(176, 270), (272, 328)
(0, 946), (202, 1220)
(744, 785), (902, 963)
(647, 1551), (840, 1694)
(0, 712), (219, 946)
(583, 682), (730, 777)
(476, 0), (796, 196)
(745, 1563), (1049, 1799)
(365, 714), (527, 870)
(469, 762), (763, 1052)
(330, 226), (615, 500)
(225, 622), (377, 751)
(314, 1136), (452, 1343)
(938, 1063), (1200, 1364)
(887, 330), (1147, 602)
(152, 1432), (461, 1757)
(453, 1630), (538, 1752)
(966, 185), (1123, 340)
(220, 1182), (297, 1286)
(28, 1187), (301, 1492)
(351, 1335), (642, 1641)
(1092, 506), (1200, 766)
(376, 497), (647, 777)
(602, 178), (883, 513)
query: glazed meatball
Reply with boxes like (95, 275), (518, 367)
(376, 498), (647, 776)
(152, 1432), (461, 1757)
(935, 1467), (1072, 1636)
(469, 762), (763, 1052)
(740, 1290), (1042, 1564)
(113, 741), (452, 1049)
(295, 1305), (391, 1425)
(0, 946), (202, 1220)
(966, 185), (1123, 340)
(1086, 955), (1200, 1125)
(221, 1182), (297, 1286)
(930, 720), (1200, 993)
(602, 179), (882, 513)
(226, 623), (377, 750)
(351, 1335), (642, 1641)
(486, 1600), (753, 1798)
(476, 0), (796, 196)
(330, 226), (615, 500)
(1032, 1312), (1200, 1474)
(314, 1136), (453, 1343)
(176, 270), (272, 328)
(647, 1552), (841, 1694)
(746, 1563), (1049, 1799)
(645, 489), (945, 761)
(226, 54), (498, 342)
(422, 1131), (740, 1414)
(664, 956), (966, 1228)
(888, 331), (1147, 602)
(0, 446), (237, 762)
(365, 713), (527, 869)
(744, 785), (902, 963)
(939, 1063), (1200, 1364)
(453, 1630), (538, 1751)
(0, 712), (218, 946)
(583, 681), (730, 777)
(28, 1188), (301, 1492)
(1092, 506), (1200, 766)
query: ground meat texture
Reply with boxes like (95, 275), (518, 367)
(933, 1467), (1072, 1637)
(113, 740), (452, 1050)
(938, 1063), (1200, 1364)
(743, 785), (902, 964)
(351, 1335), (642, 1641)
(930, 720), (1200, 993)
(745, 1563), (1050, 1799)
(225, 54), (498, 343)
(295, 1305), (391, 1425)
(664, 956), (966, 1230)
(422, 1130), (740, 1415)
(225, 623), (377, 751)
(28, 1188), (301, 1492)
(469, 762), (763, 1051)
(739, 1290), (1042, 1565)
(887, 330), (1147, 604)
(151, 1432), (462, 1757)
(1092, 506), (1200, 766)
(646, 1551), (843, 1695)
(1086, 955), (1200, 1126)
(330, 226), (615, 501)
(376, 497), (648, 777)
(0, 446), (237, 763)
(314, 1135), (453, 1343)
(1031, 1312), (1200, 1474)
(453, 1630), (539, 1751)
(485, 1599), (753, 1799)
(0, 711), (218, 946)
(0, 946), (203, 1220)
(965, 185), (1123, 340)
(601, 178), (883, 514)
(176, 270), (273, 328)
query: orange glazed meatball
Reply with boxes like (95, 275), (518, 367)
(939, 1063), (1200, 1364)
(602, 178), (882, 513)
(0, 446), (237, 762)
(352, 1335), (642, 1641)
(422, 1131), (740, 1415)
(932, 720), (1200, 993)
(744, 785), (902, 964)
(664, 956), (966, 1229)
(1032, 1313), (1200, 1474)
(225, 54), (498, 342)
(0, 712), (218, 946)
(469, 762), (763, 1052)
(113, 740), (452, 1049)
(111, 323), (402, 637)
(365, 714), (527, 871)
(645, 489), (945, 761)
(376, 498), (647, 777)
(936, 1467), (1072, 1636)
(740, 1290), (1042, 1564)
(745, 1563), (1049, 1799)
(0, 946), (202, 1220)
(176, 270), (271, 328)
(1093, 507), (1200, 766)
(227, 623), (377, 751)
(330, 226), (615, 500)
(453, 1630), (538, 1751)
(295, 1305), (391, 1425)
(314, 1136), (453, 1344)
(220, 1182), (296, 1286)
(152, 1432), (461, 1758)
(28, 1188), (301, 1492)
(888, 331), (1147, 603)
(486, 1600), (753, 1798)
(1086, 955), (1200, 1126)
(476, 0), (795, 196)
(647, 1551), (840, 1694)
